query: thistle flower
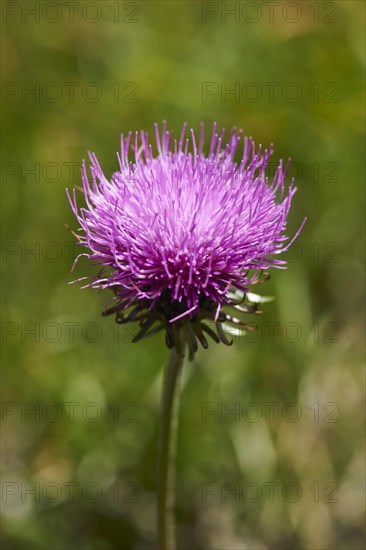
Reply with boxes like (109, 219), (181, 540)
(67, 122), (305, 359)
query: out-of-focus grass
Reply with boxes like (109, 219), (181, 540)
(1, 1), (364, 549)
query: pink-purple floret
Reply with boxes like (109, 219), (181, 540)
(67, 122), (305, 323)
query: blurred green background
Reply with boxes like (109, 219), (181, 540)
(1, 1), (365, 549)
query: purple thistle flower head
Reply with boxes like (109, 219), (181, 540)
(67, 122), (305, 358)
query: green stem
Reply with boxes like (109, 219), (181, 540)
(157, 341), (186, 550)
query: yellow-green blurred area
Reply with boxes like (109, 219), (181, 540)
(1, 1), (365, 548)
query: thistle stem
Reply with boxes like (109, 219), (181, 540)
(157, 342), (186, 550)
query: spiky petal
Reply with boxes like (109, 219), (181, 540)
(67, 122), (305, 356)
